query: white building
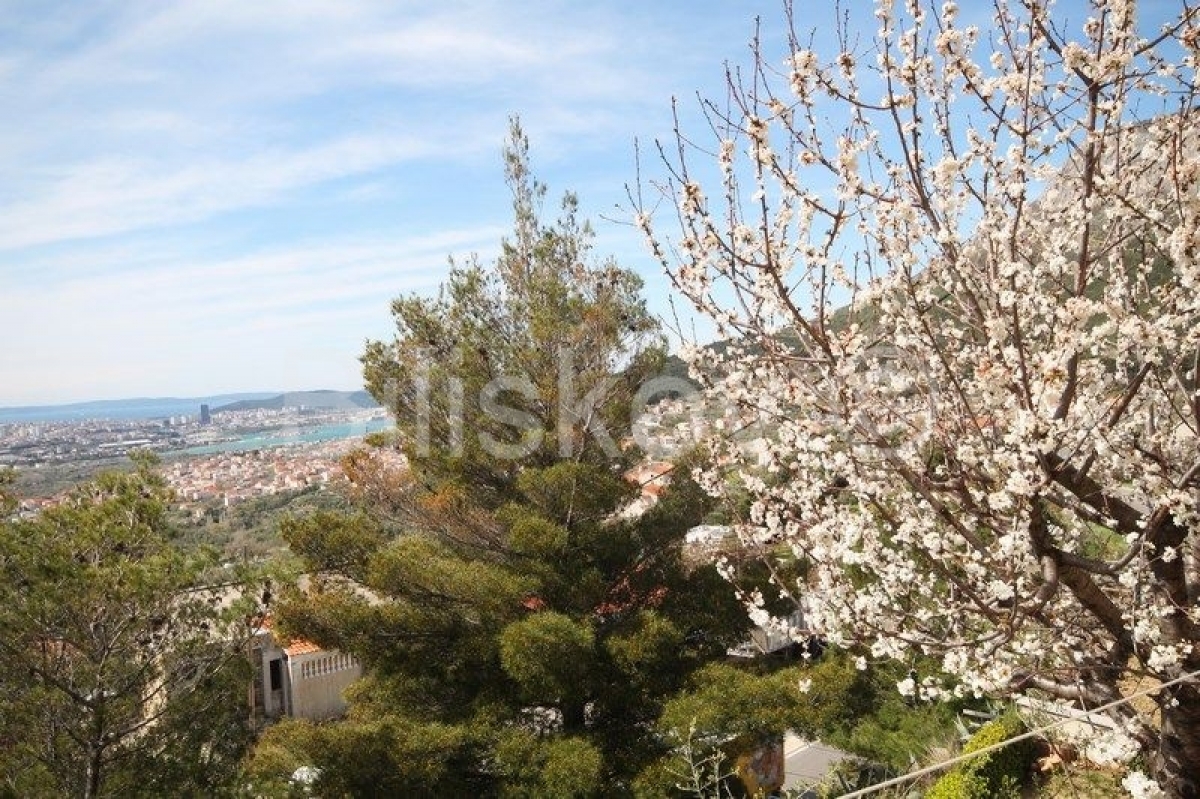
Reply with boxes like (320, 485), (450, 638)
(249, 623), (362, 722)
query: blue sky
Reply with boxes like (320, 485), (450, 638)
(1, 1), (1184, 406)
(0, 0), (785, 405)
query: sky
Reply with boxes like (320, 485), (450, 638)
(1, 1), (1185, 407)
(0, 0), (788, 406)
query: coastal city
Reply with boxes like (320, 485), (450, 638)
(0, 395), (391, 519)
(0, 401), (388, 469)
(0, 389), (754, 523)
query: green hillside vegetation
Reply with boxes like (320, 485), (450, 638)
(174, 482), (351, 557)
(11, 458), (120, 498)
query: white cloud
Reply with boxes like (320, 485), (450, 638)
(0, 227), (506, 403)
(0, 132), (459, 251)
(0, 0), (778, 404)
(0, 1), (680, 253)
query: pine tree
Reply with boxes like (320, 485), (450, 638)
(247, 122), (751, 795)
(0, 456), (259, 797)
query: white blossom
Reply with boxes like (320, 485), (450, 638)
(1124, 771), (1167, 799)
(638, 0), (1200, 791)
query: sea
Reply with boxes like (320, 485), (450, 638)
(178, 418), (391, 456)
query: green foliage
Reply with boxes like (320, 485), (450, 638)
(175, 483), (350, 558)
(0, 458), (260, 798)
(1036, 766), (1129, 797)
(505, 513), (569, 557)
(925, 713), (1034, 799)
(500, 612), (595, 703)
(649, 653), (976, 796)
(248, 715), (476, 797)
(367, 535), (535, 619)
(515, 461), (633, 526)
(494, 732), (603, 798)
(1078, 522), (1126, 562)
(537, 737), (603, 798)
(658, 654), (863, 752)
(250, 124), (752, 794)
(360, 118), (663, 509)
(646, 653), (869, 797)
(606, 611), (685, 683)
(925, 769), (986, 799)
(282, 510), (388, 581)
(0, 467), (15, 515)
(7, 459), (115, 501)
(103, 657), (256, 798)
(820, 659), (974, 770)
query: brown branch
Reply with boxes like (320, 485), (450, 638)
(1027, 499), (1137, 660)
(1045, 453), (1146, 537)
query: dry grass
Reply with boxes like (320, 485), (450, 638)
(1031, 764), (1126, 798)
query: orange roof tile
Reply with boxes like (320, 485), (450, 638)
(521, 595), (547, 611)
(284, 639), (323, 656)
(259, 614), (327, 657)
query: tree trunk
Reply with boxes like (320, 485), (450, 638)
(1152, 680), (1200, 799)
(84, 744), (103, 799)
(562, 700), (586, 733)
(83, 703), (105, 799)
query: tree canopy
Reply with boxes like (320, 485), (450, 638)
(0, 455), (259, 798)
(639, 0), (1200, 794)
(360, 119), (664, 509)
(250, 122), (754, 796)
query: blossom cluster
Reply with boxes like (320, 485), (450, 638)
(639, 0), (1200, 787)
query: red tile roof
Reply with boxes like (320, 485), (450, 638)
(259, 614), (327, 657)
(284, 639), (323, 656)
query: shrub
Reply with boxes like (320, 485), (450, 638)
(925, 770), (986, 799)
(925, 713), (1034, 799)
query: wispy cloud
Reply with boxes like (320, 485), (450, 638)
(0, 133), (459, 251)
(1, 228), (504, 403)
(0, 1), (686, 251)
(0, 0), (777, 404)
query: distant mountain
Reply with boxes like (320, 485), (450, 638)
(0, 393), (280, 424)
(213, 390), (379, 413)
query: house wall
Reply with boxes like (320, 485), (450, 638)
(286, 651), (362, 720)
(250, 632), (290, 719)
(728, 609), (808, 658)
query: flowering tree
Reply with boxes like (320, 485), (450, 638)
(638, 0), (1200, 793)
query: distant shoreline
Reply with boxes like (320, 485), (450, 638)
(174, 418), (391, 456)
(0, 390), (373, 425)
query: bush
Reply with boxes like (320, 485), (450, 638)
(925, 713), (1034, 799)
(925, 770), (986, 799)
(819, 658), (974, 770)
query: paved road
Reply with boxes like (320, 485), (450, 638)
(783, 734), (849, 793)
